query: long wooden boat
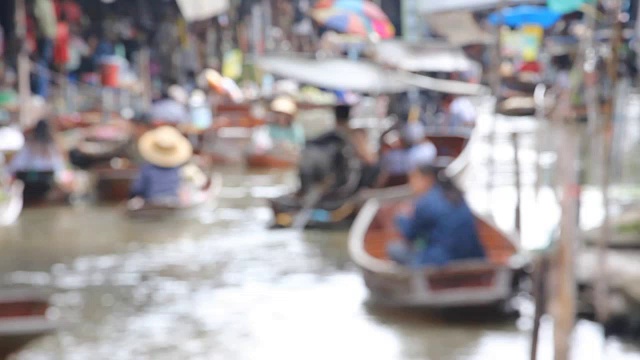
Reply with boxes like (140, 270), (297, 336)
(0, 290), (58, 359)
(349, 197), (523, 308)
(54, 111), (123, 131)
(94, 166), (138, 203)
(246, 153), (298, 169)
(269, 129), (474, 229)
(126, 173), (223, 219)
(14, 171), (56, 206)
(0, 181), (24, 226)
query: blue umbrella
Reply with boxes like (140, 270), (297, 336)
(488, 5), (561, 29)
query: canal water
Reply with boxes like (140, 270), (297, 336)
(4, 99), (640, 359)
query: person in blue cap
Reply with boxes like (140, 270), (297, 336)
(387, 144), (486, 267)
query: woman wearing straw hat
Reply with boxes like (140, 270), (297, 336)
(129, 126), (193, 204)
(251, 96), (305, 158)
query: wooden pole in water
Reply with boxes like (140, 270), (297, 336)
(512, 132), (522, 235)
(552, 120), (579, 360)
(594, 0), (623, 325)
(530, 256), (549, 360)
(15, 0), (31, 128)
(487, 0), (507, 213)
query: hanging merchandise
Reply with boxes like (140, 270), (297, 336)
(222, 49), (243, 80)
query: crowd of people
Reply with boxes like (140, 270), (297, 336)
(0, 0), (488, 270)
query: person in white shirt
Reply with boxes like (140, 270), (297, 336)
(441, 95), (477, 128)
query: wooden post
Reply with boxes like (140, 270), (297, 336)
(487, 0), (507, 212)
(530, 257), (549, 360)
(512, 132), (522, 235)
(552, 121), (579, 360)
(138, 47), (152, 109)
(15, 0), (31, 128)
(594, 0), (623, 325)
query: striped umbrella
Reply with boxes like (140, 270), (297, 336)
(312, 0), (395, 39)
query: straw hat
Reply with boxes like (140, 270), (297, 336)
(138, 126), (193, 168)
(270, 96), (297, 116)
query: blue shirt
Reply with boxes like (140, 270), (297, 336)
(395, 185), (485, 266)
(130, 163), (181, 201)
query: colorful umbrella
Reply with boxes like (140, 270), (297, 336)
(488, 5), (561, 29)
(312, 0), (395, 39)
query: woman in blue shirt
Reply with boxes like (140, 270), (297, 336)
(130, 126), (193, 204)
(387, 144), (485, 267)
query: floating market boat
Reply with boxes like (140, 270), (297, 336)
(94, 165), (138, 203)
(245, 153), (298, 170)
(348, 197), (524, 308)
(126, 173), (222, 219)
(269, 129), (474, 229)
(0, 181), (24, 226)
(0, 290), (57, 359)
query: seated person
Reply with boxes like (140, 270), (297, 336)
(439, 95), (477, 129)
(387, 144), (486, 267)
(149, 85), (190, 124)
(378, 120), (432, 187)
(297, 104), (374, 198)
(251, 96), (305, 158)
(126, 112), (154, 164)
(333, 104), (379, 188)
(8, 120), (71, 202)
(130, 126), (193, 204)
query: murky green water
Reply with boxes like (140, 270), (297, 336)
(2, 164), (640, 360)
(4, 97), (640, 359)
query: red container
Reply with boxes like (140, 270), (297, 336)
(101, 60), (120, 88)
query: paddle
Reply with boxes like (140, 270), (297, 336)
(291, 175), (335, 230)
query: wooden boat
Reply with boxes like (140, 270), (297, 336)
(0, 181), (24, 226)
(269, 129), (473, 229)
(94, 165), (138, 203)
(126, 173), (223, 219)
(246, 153), (297, 169)
(0, 290), (57, 359)
(54, 111), (123, 131)
(215, 102), (265, 128)
(349, 197), (523, 308)
(14, 171), (56, 206)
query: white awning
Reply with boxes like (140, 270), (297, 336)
(426, 12), (493, 46)
(176, 0), (229, 22)
(374, 40), (475, 72)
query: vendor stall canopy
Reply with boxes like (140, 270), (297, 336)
(175, 0), (229, 22)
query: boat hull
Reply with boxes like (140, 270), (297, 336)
(126, 173), (222, 219)
(94, 167), (138, 203)
(0, 291), (57, 359)
(349, 198), (523, 308)
(246, 153), (297, 169)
